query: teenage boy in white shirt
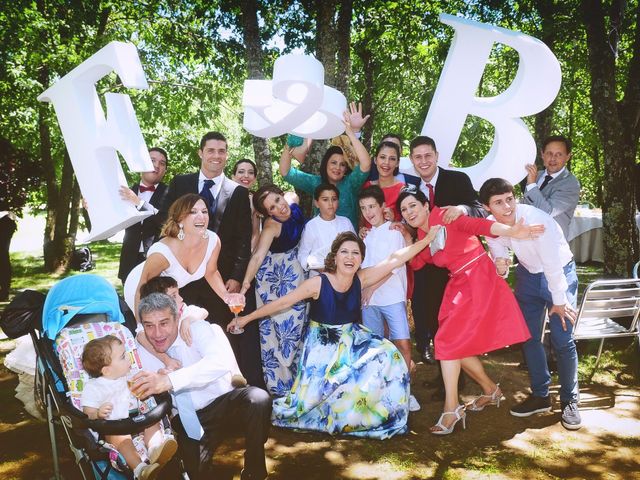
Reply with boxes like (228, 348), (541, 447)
(297, 183), (355, 277)
(358, 185), (419, 412)
(479, 178), (581, 430)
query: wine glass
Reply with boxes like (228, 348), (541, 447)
(126, 370), (142, 414)
(228, 295), (245, 335)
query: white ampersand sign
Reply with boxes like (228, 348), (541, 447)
(38, 41), (154, 241)
(420, 14), (562, 189)
(242, 54), (347, 139)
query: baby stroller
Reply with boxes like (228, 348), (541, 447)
(28, 274), (177, 480)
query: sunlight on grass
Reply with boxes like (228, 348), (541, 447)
(9, 240), (123, 296)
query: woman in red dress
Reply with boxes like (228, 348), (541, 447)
(397, 187), (536, 435)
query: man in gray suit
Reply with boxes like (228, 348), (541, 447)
(522, 135), (580, 239)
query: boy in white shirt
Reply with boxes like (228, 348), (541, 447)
(297, 184), (355, 277)
(358, 185), (419, 412)
(480, 178), (581, 431)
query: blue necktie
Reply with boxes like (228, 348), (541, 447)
(168, 346), (203, 440)
(200, 179), (217, 215)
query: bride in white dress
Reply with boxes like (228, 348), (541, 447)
(124, 194), (239, 366)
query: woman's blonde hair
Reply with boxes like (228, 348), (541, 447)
(323, 231), (366, 273)
(161, 193), (207, 238)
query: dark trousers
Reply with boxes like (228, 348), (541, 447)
(411, 264), (449, 353)
(0, 216), (17, 300)
(180, 278), (266, 391)
(171, 386), (272, 480)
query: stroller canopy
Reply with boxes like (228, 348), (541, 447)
(42, 274), (124, 339)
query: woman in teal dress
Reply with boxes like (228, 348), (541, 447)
(240, 185), (308, 397)
(278, 105), (371, 229)
(231, 230), (439, 439)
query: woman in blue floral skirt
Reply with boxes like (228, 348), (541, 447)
(232, 230), (438, 439)
(240, 184), (308, 397)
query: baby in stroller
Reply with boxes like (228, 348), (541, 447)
(31, 273), (179, 480)
(81, 335), (177, 479)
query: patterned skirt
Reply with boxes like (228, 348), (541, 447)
(272, 320), (409, 439)
(255, 247), (308, 397)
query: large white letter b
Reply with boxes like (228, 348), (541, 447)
(422, 14), (561, 189)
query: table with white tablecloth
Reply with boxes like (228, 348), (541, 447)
(568, 208), (604, 263)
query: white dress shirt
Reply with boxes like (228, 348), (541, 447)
(486, 204), (573, 305)
(136, 183), (158, 212)
(165, 319), (237, 411)
(198, 171), (224, 200)
(526, 167), (566, 191)
(419, 168), (440, 202)
(361, 221), (407, 306)
(297, 214), (355, 277)
(136, 183), (159, 252)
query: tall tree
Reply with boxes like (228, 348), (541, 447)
(582, 0), (640, 275)
(238, 0), (273, 186)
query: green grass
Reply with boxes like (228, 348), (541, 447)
(8, 240), (123, 296)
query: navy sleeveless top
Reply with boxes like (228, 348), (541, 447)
(270, 203), (306, 253)
(309, 274), (361, 326)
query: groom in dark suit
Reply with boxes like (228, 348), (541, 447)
(408, 135), (484, 398)
(117, 147), (169, 285)
(160, 131), (264, 389)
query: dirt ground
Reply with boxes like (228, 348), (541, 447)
(1, 346), (639, 480)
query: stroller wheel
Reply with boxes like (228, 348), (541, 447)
(33, 354), (47, 417)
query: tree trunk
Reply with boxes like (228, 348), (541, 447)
(355, 43), (375, 150)
(239, 0), (272, 186)
(45, 150), (75, 272)
(335, 0), (352, 99)
(69, 178), (81, 241)
(582, 0), (639, 275)
(532, 0), (556, 167)
(316, 0), (339, 88)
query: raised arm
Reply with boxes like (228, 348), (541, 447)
(230, 275), (322, 330)
(240, 220), (280, 294)
(279, 140), (312, 177)
(343, 111), (371, 173)
(358, 226), (440, 289)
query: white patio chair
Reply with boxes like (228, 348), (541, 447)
(572, 278), (640, 378)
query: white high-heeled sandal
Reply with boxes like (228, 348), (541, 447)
(467, 383), (503, 412)
(430, 405), (466, 435)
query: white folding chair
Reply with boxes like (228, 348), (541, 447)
(572, 278), (640, 378)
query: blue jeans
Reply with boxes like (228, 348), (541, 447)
(515, 261), (579, 403)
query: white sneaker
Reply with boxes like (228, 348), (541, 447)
(409, 394), (421, 412)
(134, 462), (160, 480)
(148, 437), (178, 466)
